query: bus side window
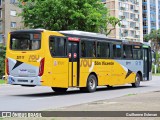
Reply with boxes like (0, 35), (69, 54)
(49, 36), (66, 57)
(81, 40), (96, 58)
(133, 46), (142, 59)
(49, 38), (55, 56)
(97, 42), (110, 58)
(113, 44), (121, 58)
(123, 45), (133, 59)
(81, 41), (86, 57)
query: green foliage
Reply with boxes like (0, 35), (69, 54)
(144, 34), (150, 42)
(0, 45), (6, 78)
(152, 65), (160, 73)
(18, 0), (120, 35)
(0, 80), (5, 84)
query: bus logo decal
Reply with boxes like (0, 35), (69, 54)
(54, 61), (58, 66)
(29, 55), (40, 62)
(80, 59), (92, 67)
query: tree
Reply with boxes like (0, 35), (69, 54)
(144, 29), (160, 73)
(18, 0), (120, 35)
(144, 29), (160, 51)
(0, 45), (6, 78)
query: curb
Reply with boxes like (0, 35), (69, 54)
(0, 84), (9, 86)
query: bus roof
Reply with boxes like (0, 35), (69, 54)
(10, 29), (46, 34)
(59, 30), (107, 39)
(10, 29), (142, 45)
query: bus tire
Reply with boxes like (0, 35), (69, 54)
(85, 74), (97, 92)
(132, 73), (140, 87)
(51, 87), (67, 93)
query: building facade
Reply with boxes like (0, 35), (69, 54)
(143, 0), (159, 36)
(104, 0), (143, 42)
(0, 0), (24, 45)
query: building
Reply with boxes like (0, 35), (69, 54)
(0, 0), (24, 45)
(143, 0), (159, 36)
(104, 0), (143, 42)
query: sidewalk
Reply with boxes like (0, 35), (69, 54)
(52, 90), (160, 120)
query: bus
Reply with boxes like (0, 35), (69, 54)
(5, 29), (152, 92)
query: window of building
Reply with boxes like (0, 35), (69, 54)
(113, 44), (121, 58)
(143, 20), (148, 26)
(143, 28), (148, 34)
(0, 10), (2, 18)
(49, 37), (66, 57)
(0, 21), (2, 32)
(97, 42), (110, 58)
(0, 34), (2, 43)
(10, 10), (17, 16)
(11, 22), (16, 28)
(143, 13), (147, 18)
(143, 5), (147, 10)
(0, 0), (2, 6)
(130, 13), (135, 20)
(10, 0), (18, 4)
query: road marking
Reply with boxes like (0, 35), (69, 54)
(31, 96), (59, 101)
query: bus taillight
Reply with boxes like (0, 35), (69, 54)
(6, 58), (9, 75)
(38, 58), (45, 76)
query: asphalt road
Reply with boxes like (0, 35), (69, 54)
(0, 76), (160, 111)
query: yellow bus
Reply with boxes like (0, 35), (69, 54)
(5, 29), (152, 92)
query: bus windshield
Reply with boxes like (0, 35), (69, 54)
(10, 33), (41, 50)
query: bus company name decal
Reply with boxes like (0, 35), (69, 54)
(80, 59), (114, 67)
(95, 61), (114, 66)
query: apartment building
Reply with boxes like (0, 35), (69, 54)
(104, 0), (143, 42)
(0, 0), (24, 45)
(143, 0), (159, 35)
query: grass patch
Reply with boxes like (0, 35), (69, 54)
(0, 79), (5, 84)
(153, 73), (160, 76)
(126, 93), (137, 96)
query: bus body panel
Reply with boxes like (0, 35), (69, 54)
(48, 58), (69, 88)
(41, 31), (69, 87)
(79, 59), (137, 87)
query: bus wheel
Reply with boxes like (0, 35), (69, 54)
(86, 74), (97, 92)
(132, 73), (140, 87)
(51, 87), (67, 93)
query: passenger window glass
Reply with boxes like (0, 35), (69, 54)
(10, 33), (41, 50)
(97, 42), (110, 58)
(113, 44), (121, 58)
(133, 46), (142, 59)
(123, 45), (133, 59)
(81, 40), (96, 58)
(49, 37), (66, 57)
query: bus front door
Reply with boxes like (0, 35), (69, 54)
(143, 48), (152, 80)
(68, 41), (79, 87)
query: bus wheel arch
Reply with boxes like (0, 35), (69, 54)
(132, 72), (141, 87)
(51, 87), (68, 93)
(137, 71), (142, 81)
(80, 72), (98, 93)
(89, 72), (98, 85)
